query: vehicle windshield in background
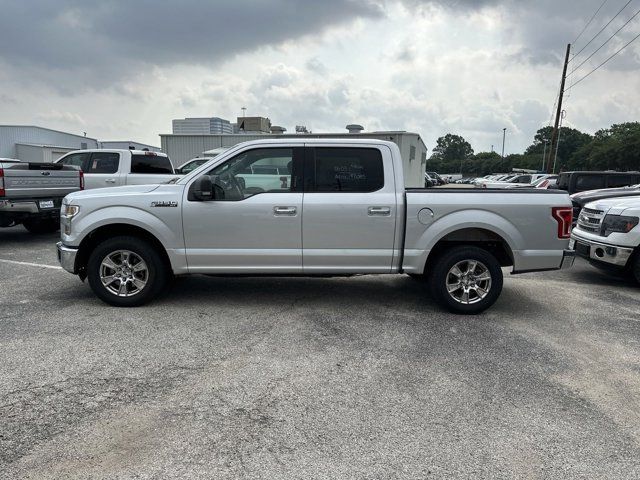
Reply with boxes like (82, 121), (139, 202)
(131, 154), (173, 174)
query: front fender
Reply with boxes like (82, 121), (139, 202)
(63, 205), (183, 251)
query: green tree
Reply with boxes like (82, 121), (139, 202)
(525, 126), (592, 168)
(570, 122), (640, 171)
(430, 134), (474, 162)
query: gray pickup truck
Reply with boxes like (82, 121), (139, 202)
(1, 158), (83, 233)
(57, 139), (575, 314)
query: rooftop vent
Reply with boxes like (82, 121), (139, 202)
(346, 124), (364, 134)
(271, 126), (287, 134)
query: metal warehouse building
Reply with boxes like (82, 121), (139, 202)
(0, 125), (99, 163)
(0, 125), (161, 162)
(160, 127), (428, 188)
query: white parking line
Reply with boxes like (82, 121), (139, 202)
(0, 258), (62, 270)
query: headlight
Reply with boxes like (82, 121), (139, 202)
(61, 204), (80, 218)
(601, 214), (638, 236)
(60, 204), (80, 235)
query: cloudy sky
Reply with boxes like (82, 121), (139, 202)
(0, 0), (639, 153)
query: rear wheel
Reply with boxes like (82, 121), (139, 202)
(23, 218), (59, 234)
(87, 236), (168, 307)
(429, 246), (503, 314)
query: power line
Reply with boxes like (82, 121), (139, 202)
(572, 7), (640, 72)
(573, 0), (610, 45)
(571, 0), (634, 60)
(566, 29), (640, 89)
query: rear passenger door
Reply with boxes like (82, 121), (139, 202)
(302, 145), (397, 273)
(84, 152), (121, 189)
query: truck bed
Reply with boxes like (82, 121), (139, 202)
(1, 161), (82, 199)
(402, 187), (573, 273)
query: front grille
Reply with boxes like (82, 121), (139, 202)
(577, 207), (604, 234)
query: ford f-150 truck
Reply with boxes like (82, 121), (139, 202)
(55, 149), (178, 189)
(1, 158), (83, 233)
(570, 196), (640, 282)
(57, 139), (575, 314)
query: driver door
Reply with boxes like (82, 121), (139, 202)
(182, 146), (304, 273)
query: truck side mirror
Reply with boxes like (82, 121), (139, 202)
(192, 175), (213, 201)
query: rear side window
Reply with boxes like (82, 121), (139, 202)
(606, 175), (638, 188)
(59, 152), (90, 169)
(131, 154), (173, 174)
(575, 175), (605, 192)
(312, 148), (384, 192)
(87, 152), (119, 174)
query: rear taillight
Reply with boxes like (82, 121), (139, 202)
(0, 168), (4, 196)
(79, 170), (84, 190)
(552, 207), (572, 239)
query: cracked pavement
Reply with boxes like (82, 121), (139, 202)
(1, 226), (640, 479)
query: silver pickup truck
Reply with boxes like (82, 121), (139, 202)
(57, 139), (575, 314)
(1, 158), (83, 233)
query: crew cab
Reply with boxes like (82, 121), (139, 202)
(1, 158), (83, 233)
(56, 149), (178, 189)
(57, 139), (575, 314)
(570, 196), (640, 282)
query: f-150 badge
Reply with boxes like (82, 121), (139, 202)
(151, 201), (178, 207)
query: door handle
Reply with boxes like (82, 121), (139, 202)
(105, 178), (116, 184)
(273, 206), (297, 216)
(368, 206), (391, 216)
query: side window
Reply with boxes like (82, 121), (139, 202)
(312, 148), (384, 193)
(575, 175), (605, 192)
(59, 152), (89, 169)
(518, 175), (532, 183)
(606, 175), (634, 188)
(87, 152), (119, 174)
(206, 148), (294, 201)
(131, 154), (174, 174)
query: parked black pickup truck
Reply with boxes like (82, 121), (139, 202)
(553, 171), (640, 195)
(0, 159), (83, 233)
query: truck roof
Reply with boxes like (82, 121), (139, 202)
(65, 149), (169, 156)
(227, 138), (399, 147)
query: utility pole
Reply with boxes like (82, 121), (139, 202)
(541, 140), (548, 171)
(501, 128), (506, 159)
(546, 43), (571, 173)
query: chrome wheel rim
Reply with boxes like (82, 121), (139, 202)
(99, 250), (148, 297)
(446, 259), (492, 305)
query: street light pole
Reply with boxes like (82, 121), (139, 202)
(501, 128), (506, 159)
(541, 140), (548, 171)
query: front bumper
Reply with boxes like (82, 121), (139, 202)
(57, 242), (78, 274)
(570, 233), (634, 268)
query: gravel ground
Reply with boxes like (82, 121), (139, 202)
(1, 225), (639, 479)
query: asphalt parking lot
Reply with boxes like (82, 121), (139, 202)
(1, 226), (639, 479)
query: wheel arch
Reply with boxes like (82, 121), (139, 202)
(75, 223), (172, 280)
(423, 227), (515, 275)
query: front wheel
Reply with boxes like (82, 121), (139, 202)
(428, 246), (503, 314)
(87, 236), (168, 307)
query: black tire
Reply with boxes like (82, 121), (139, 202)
(428, 246), (503, 315)
(632, 253), (640, 284)
(87, 236), (168, 307)
(23, 218), (59, 234)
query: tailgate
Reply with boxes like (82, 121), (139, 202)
(1, 163), (81, 199)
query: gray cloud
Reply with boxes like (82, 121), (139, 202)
(0, 0), (383, 89)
